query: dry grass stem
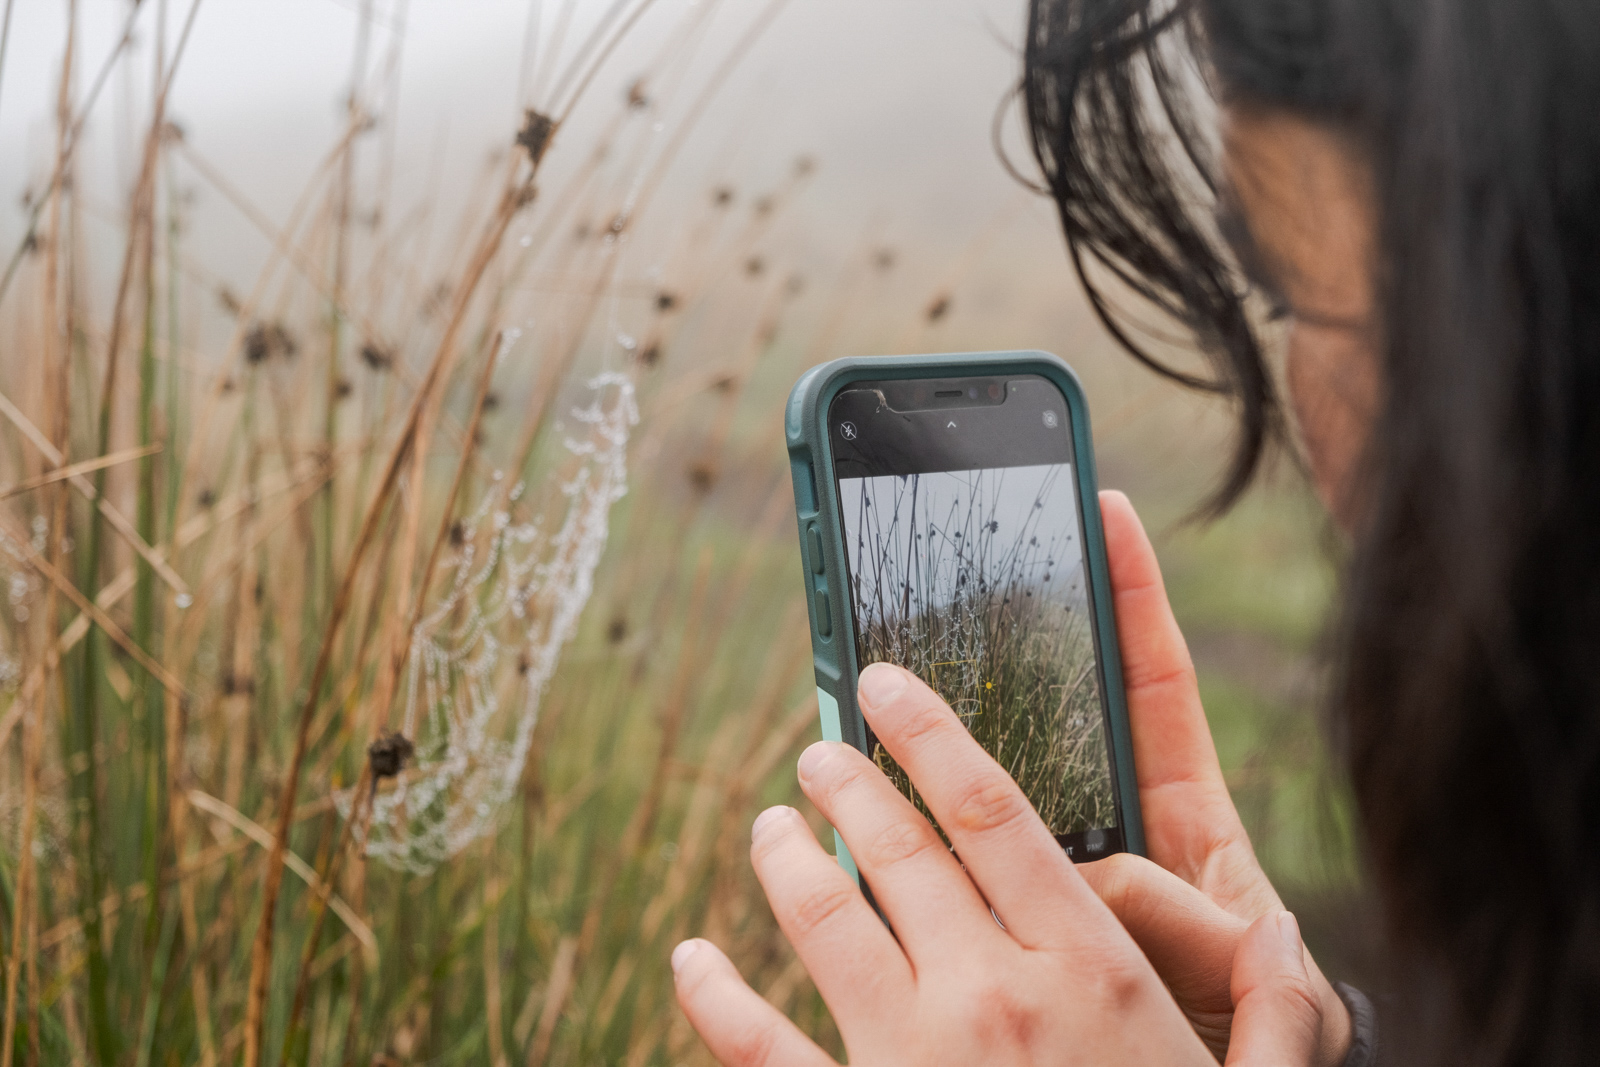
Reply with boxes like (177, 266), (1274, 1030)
(0, 4), (989, 1062)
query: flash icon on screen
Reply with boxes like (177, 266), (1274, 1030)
(839, 421), (858, 441)
(1042, 410), (1059, 429)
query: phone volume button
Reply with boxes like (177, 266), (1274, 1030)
(808, 526), (826, 575)
(814, 589), (832, 638)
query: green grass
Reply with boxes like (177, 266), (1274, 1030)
(0, 4), (1370, 1061)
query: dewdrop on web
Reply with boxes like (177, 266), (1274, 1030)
(336, 374), (638, 874)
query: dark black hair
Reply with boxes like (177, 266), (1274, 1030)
(1023, 1), (1600, 1064)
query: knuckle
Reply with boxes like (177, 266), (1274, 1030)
(724, 1019), (785, 1067)
(1089, 854), (1181, 937)
(1090, 955), (1154, 1016)
(865, 817), (942, 868)
(1235, 972), (1325, 1059)
(807, 750), (870, 809)
(885, 695), (953, 753)
(1125, 656), (1198, 698)
(1274, 971), (1325, 1024)
(1088, 852), (1140, 913)
(1107, 965), (1149, 1014)
(963, 975), (1045, 1049)
(786, 880), (859, 939)
(951, 775), (1030, 835)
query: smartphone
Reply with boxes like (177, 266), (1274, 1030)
(785, 351), (1144, 887)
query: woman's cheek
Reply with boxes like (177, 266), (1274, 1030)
(1284, 321), (1380, 531)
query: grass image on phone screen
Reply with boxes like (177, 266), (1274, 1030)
(840, 464), (1116, 840)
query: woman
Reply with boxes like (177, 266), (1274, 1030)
(672, 0), (1600, 1063)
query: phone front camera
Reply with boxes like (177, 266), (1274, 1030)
(967, 386), (978, 399)
(987, 383), (1002, 400)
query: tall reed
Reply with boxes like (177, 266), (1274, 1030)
(0, 2), (865, 1063)
(0, 3), (1360, 1065)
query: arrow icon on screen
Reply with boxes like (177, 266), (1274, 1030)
(946, 420), (957, 430)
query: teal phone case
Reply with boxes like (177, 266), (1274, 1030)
(785, 350), (1146, 883)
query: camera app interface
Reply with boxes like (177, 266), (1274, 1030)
(830, 376), (1122, 858)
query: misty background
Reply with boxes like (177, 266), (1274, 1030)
(0, 0), (1094, 364)
(0, 4), (1369, 1063)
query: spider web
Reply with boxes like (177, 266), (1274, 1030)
(337, 373), (637, 873)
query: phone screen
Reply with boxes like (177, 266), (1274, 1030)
(829, 375), (1124, 859)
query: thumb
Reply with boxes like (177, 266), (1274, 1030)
(1080, 853), (1245, 1055)
(1225, 911), (1323, 1067)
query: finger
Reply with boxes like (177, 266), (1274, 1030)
(795, 740), (1005, 962)
(1080, 852), (1247, 1057)
(1224, 912), (1322, 1067)
(1100, 491), (1267, 907)
(855, 663), (1101, 948)
(672, 938), (838, 1067)
(747, 805), (912, 1031)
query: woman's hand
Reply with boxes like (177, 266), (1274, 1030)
(1081, 491), (1351, 1065)
(673, 660), (1332, 1066)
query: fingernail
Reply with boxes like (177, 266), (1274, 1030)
(671, 939), (704, 975)
(797, 740), (837, 783)
(858, 662), (908, 709)
(751, 805), (794, 840)
(1277, 911), (1304, 958)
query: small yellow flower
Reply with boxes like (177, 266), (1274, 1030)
(984, 680), (994, 691)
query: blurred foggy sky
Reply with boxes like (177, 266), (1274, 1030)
(0, 0), (1091, 359)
